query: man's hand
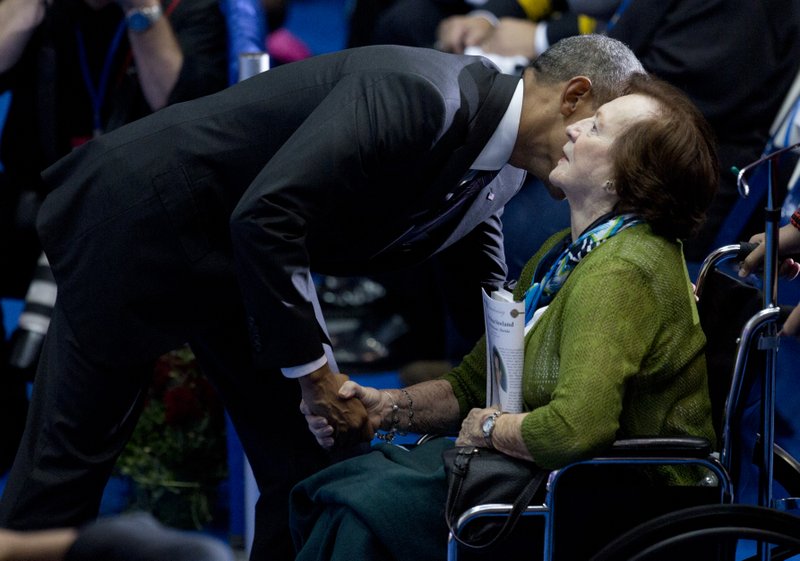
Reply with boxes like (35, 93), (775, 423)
(436, 15), (494, 53)
(301, 380), (383, 449)
(480, 18), (537, 59)
(297, 364), (372, 450)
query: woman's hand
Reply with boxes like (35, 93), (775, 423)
(337, 380), (384, 429)
(455, 407), (493, 447)
(457, 408), (534, 461)
(300, 381), (383, 449)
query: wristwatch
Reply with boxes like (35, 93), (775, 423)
(126, 4), (163, 33)
(481, 410), (505, 448)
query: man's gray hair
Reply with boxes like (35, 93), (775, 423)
(530, 34), (645, 107)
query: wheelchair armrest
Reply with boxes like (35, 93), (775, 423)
(606, 437), (714, 458)
(416, 434), (714, 458)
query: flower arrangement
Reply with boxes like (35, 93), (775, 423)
(114, 345), (227, 529)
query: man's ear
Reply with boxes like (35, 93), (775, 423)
(560, 76), (593, 117)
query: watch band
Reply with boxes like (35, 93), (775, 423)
(482, 410), (506, 448)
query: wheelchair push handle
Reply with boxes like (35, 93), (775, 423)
(695, 242), (761, 299)
(737, 241), (760, 262)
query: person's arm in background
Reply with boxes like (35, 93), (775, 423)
(739, 210), (800, 337)
(479, 10), (597, 60)
(1, 513), (235, 561)
(436, 0), (598, 59)
(0, 0), (48, 73)
(161, 0), (228, 104)
(436, 0), (530, 53)
(122, 0), (184, 110)
(784, 301), (800, 337)
(126, 0), (228, 111)
(436, 12), (496, 53)
(0, 528), (78, 561)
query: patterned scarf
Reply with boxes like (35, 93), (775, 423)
(524, 213), (643, 327)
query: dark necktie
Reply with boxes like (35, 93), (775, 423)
(399, 169), (500, 249)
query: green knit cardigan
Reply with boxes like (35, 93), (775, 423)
(444, 224), (716, 470)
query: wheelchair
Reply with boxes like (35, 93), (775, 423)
(446, 147), (800, 561)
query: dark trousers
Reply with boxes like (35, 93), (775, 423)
(0, 301), (329, 561)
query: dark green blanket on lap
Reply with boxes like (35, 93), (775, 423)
(290, 438), (455, 561)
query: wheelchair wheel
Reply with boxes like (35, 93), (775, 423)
(589, 503), (800, 561)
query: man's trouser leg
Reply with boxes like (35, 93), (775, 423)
(0, 303), (152, 529)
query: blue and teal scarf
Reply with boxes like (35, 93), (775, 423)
(524, 213), (643, 329)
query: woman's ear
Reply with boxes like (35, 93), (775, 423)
(560, 76), (593, 117)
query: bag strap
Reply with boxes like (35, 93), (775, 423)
(445, 448), (548, 550)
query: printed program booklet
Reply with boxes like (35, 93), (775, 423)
(481, 287), (524, 412)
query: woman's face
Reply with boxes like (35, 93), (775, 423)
(549, 94), (661, 196)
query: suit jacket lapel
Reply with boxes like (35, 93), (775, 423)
(434, 72), (525, 250)
(429, 71), (521, 191)
(369, 70), (522, 263)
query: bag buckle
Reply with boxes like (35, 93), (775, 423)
(454, 446), (478, 475)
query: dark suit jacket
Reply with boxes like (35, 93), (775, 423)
(37, 45), (526, 369)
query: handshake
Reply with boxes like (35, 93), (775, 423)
(297, 364), (381, 451)
(298, 364), (489, 453)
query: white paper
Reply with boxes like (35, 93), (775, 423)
(482, 287), (524, 412)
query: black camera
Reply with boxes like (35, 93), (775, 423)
(8, 251), (56, 378)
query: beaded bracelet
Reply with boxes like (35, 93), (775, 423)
(374, 391), (400, 442)
(791, 209), (800, 232)
(400, 388), (414, 435)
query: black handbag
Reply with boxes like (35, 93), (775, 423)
(443, 445), (550, 549)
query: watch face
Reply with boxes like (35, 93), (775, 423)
(482, 416), (494, 436)
(127, 13), (151, 32)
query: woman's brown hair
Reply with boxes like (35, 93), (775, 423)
(612, 74), (719, 240)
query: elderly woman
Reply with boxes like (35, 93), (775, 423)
(291, 73), (719, 560)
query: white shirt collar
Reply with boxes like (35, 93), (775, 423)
(470, 79), (523, 170)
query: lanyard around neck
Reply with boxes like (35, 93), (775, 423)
(75, 18), (128, 137)
(605, 0), (633, 32)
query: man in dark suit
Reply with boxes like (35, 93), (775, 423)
(0, 37), (643, 560)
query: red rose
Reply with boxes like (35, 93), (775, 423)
(164, 385), (203, 425)
(152, 359), (173, 394)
